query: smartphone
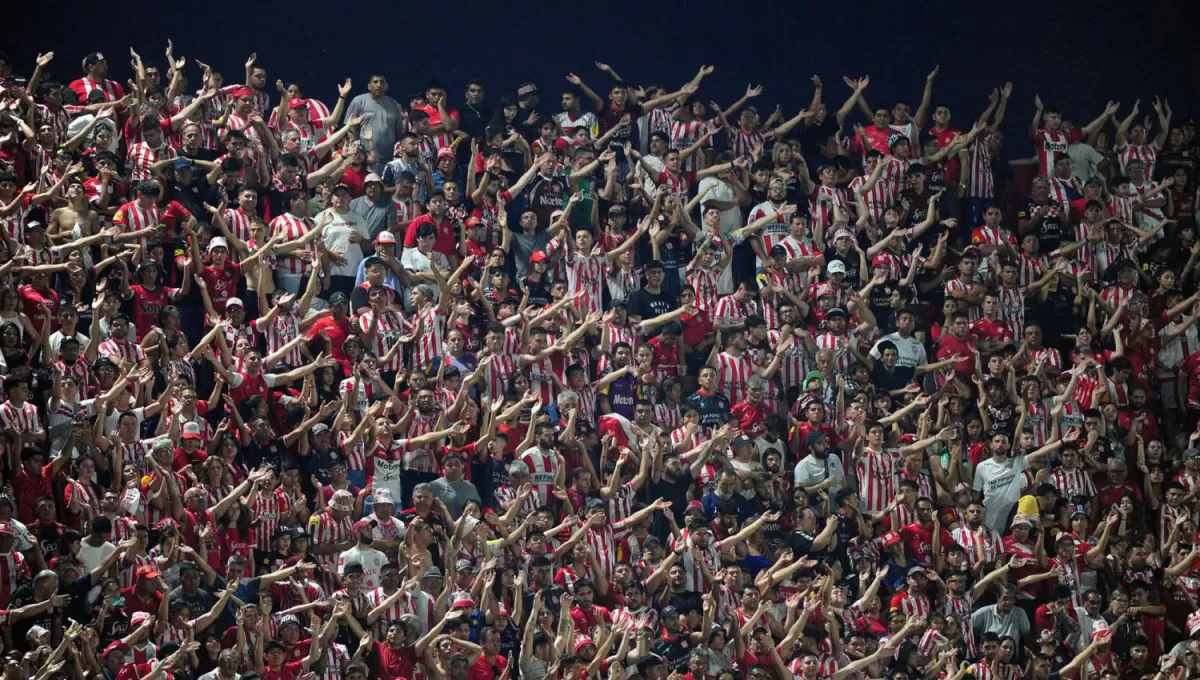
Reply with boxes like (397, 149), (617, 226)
(111, 597), (125, 608)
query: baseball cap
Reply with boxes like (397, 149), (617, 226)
(288, 99), (307, 110)
(826, 307), (848, 319)
(279, 614), (301, 628)
(329, 292), (349, 306)
(102, 641), (129, 657)
(452, 596), (476, 609)
(827, 260), (847, 276)
(136, 565), (161, 580)
(517, 82), (538, 97)
(803, 370), (824, 388)
(1011, 513), (1033, 527)
(363, 172), (383, 186)
(172, 158), (193, 171)
(456, 559), (478, 573)
(880, 531), (901, 548)
(685, 500), (704, 514)
(423, 566), (443, 579)
(225, 297), (244, 309)
(529, 250), (549, 263)
(207, 236), (230, 252)
(182, 422), (203, 441)
(953, 482), (971, 496)
(376, 231), (397, 245)
(1188, 611), (1200, 636)
(805, 431), (826, 447)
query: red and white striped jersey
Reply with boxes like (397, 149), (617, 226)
(256, 313), (303, 367)
(597, 323), (639, 376)
(950, 526), (1003, 570)
(1116, 143), (1158, 181)
(997, 285), (1027, 341)
(0, 401), (41, 432)
(943, 593), (978, 657)
(0, 549), (29, 607)
(411, 307), (445, 372)
(965, 137), (994, 199)
(37, 105), (71, 143)
(727, 127), (775, 160)
(945, 278), (983, 322)
(686, 265), (722, 314)
(713, 295), (757, 328)
(653, 403), (683, 432)
(393, 197), (420, 227)
(309, 510), (354, 570)
(848, 174), (894, 224)
(669, 425), (705, 452)
(814, 331), (856, 372)
(564, 252), (607, 316)
(1047, 175), (1082, 212)
(400, 414), (439, 472)
(519, 448), (559, 507)
(526, 353), (564, 407)
(270, 213), (318, 275)
(1091, 241), (1136, 279)
(112, 201), (161, 251)
(856, 447), (897, 514)
(99, 338), (147, 366)
(1129, 181), (1166, 223)
(1109, 195), (1137, 226)
(494, 484), (539, 516)
(126, 141), (177, 181)
(1050, 467), (1097, 500)
(669, 118), (716, 172)
(223, 208), (256, 252)
(253, 489), (291, 551)
(1033, 128), (1078, 176)
(809, 185), (850, 229)
(482, 354), (518, 403)
(768, 329), (809, 391)
(891, 590), (931, 619)
(607, 483), (636, 541)
(748, 201), (790, 258)
(0, 194), (32, 245)
(716, 351), (754, 405)
(358, 309), (410, 374)
(1101, 284), (1139, 313)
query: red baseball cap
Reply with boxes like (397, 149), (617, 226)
(288, 99), (307, 110)
(136, 565), (161, 580)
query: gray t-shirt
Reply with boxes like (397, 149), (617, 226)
(973, 454), (1030, 533)
(427, 477), (481, 519)
(1068, 142), (1106, 184)
(970, 604), (1030, 641)
(350, 194), (397, 239)
(346, 94), (405, 172)
(510, 230), (554, 280)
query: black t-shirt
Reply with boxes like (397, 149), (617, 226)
(652, 632), (694, 672)
(870, 362), (915, 392)
(245, 436), (288, 470)
(9, 585), (61, 652)
(1017, 201), (1065, 251)
(650, 469), (694, 526)
(823, 249), (861, 288)
(628, 287), (676, 321)
(171, 179), (210, 217)
(598, 103), (646, 161)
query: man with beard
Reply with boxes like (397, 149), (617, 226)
(346, 74), (405, 172)
(67, 52), (126, 104)
(792, 432), (844, 514)
(948, 502), (1003, 573)
(351, 173), (396, 239)
(973, 431), (1059, 533)
(653, 597), (714, 673)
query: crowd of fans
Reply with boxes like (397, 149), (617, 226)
(0, 42), (1199, 680)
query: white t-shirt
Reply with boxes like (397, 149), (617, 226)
(319, 209), (371, 278)
(49, 330), (90, 360)
(870, 333), (929, 369)
(1068, 142), (1106, 184)
(973, 454), (1029, 532)
(338, 545), (389, 590)
(400, 247), (450, 275)
(697, 177), (741, 237)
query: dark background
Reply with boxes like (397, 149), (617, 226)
(7, 0), (1199, 152)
